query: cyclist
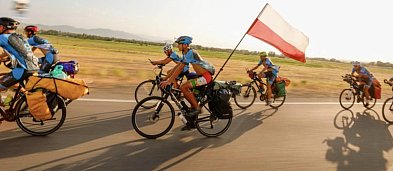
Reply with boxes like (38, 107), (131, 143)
(248, 51), (279, 105)
(150, 43), (190, 87)
(351, 61), (373, 105)
(160, 36), (215, 130)
(0, 17), (39, 91)
(24, 25), (59, 73)
(386, 77), (393, 86)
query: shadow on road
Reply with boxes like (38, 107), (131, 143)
(325, 109), (393, 171)
(17, 107), (278, 170)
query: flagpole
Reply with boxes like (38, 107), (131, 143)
(213, 3), (270, 81)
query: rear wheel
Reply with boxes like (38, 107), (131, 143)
(269, 95), (286, 109)
(362, 94), (376, 109)
(339, 89), (355, 109)
(16, 93), (67, 136)
(135, 80), (161, 109)
(131, 96), (175, 139)
(382, 97), (393, 123)
(234, 84), (256, 109)
(195, 101), (232, 137)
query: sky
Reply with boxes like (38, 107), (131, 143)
(1, 0), (393, 63)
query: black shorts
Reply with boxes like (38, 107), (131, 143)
(0, 73), (19, 89)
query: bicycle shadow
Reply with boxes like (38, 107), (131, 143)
(19, 107), (278, 171)
(0, 105), (133, 159)
(325, 109), (393, 171)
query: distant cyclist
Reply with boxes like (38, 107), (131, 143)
(24, 25), (59, 73)
(248, 51), (279, 105)
(0, 17), (39, 91)
(351, 61), (373, 105)
(160, 36), (215, 130)
(150, 43), (191, 87)
(386, 77), (393, 86)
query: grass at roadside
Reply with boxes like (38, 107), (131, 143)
(4, 34), (392, 98)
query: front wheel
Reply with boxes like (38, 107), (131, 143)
(362, 95), (376, 109)
(134, 80), (161, 109)
(382, 97), (393, 124)
(234, 84), (256, 109)
(15, 93), (67, 136)
(339, 89), (355, 109)
(195, 101), (232, 137)
(131, 96), (175, 139)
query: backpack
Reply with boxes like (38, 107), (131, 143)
(8, 33), (40, 71)
(208, 88), (233, 119)
(56, 60), (79, 76)
(274, 81), (286, 97)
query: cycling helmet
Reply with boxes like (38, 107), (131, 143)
(24, 25), (39, 33)
(351, 61), (360, 66)
(259, 51), (267, 57)
(163, 43), (173, 51)
(0, 17), (19, 30)
(175, 36), (192, 45)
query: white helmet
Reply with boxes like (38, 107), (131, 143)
(351, 61), (361, 66)
(163, 43), (173, 51)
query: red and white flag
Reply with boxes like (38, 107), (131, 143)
(247, 3), (309, 63)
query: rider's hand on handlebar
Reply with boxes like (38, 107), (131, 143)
(160, 80), (172, 88)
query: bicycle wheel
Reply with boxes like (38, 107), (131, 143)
(362, 95), (376, 109)
(135, 80), (161, 109)
(270, 95), (286, 109)
(131, 96), (175, 139)
(339, 89), (355, 109)
(15, 93), (67, 136)
(234, 84), (256, 109)
(382, 97), (393, 123)
(195, 101), (232, 137)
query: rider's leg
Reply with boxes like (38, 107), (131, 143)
(180, 81), (199, 109)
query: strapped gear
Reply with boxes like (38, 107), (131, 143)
(8, 33), (39, 71)
(175, 36), (192, 45)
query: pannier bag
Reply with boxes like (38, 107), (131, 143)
(26, 90), (52, 121)
(26, 76), (89, 100)
(213, 81), (242, 95)
(275, 81), (286, 97)
(208, 87), (233, 119)
(56, 60), (79, 75)
(276, 76), (291, 87)
(372, 78), (382, 99)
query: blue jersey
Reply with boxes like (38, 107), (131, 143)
(27, 35), (57, 53)
(182, 49), (215, 75)
(352, 66), (373, 82)
(258, 57), (279, 73)
(168, 51), (189, 72)
(0, 33), (39, 80)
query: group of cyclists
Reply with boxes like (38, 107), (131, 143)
(0, 17), (58, 93)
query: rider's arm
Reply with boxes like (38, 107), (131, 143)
(166, 62), (185, 83)
(151, 58), (172, 65)
(249, 64), (260, 71)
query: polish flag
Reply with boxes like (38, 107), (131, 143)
(247, 4), (309, 63)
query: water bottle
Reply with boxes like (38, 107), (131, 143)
(178, 113), (188, 125)
(51, 65), (67, 79)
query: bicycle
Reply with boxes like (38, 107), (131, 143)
(339, 74), (376, 109)
(382, 79), (393, 123)
(134, 60), (194, 109)
(131, 82), (232, 139)
(234, 71), (286, 109)
(0, 73), (67, 136)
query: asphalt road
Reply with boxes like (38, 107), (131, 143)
(0, 89), (392, 171)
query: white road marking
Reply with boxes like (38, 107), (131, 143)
(78, 98), (384, 105)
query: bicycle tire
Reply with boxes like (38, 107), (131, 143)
(333, 109), (354, 129)
(195, 101), (232, 137)
(15, 93), (67, 136)
(131, 96), (175, 139)
(269, 95), (286, 109)
(382, 97), (393, 123)
(362, 94), (376, 109)
(134, 80), (161, 109)
(339, 89), (355, 109)
(234, 84), (256, 109)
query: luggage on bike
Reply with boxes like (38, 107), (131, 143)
(208, 86), (233, 119)
(56, 60), (79, 77)
(26, 90), (52, 121)
(26, 76), (89, 100)
(213, 80), (242, 95)
(371, 78), (382, 99)
(274, 81), (287, 97)
(276, 76), (291, 86)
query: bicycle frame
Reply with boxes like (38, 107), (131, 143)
(0, 80), (26, 122)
